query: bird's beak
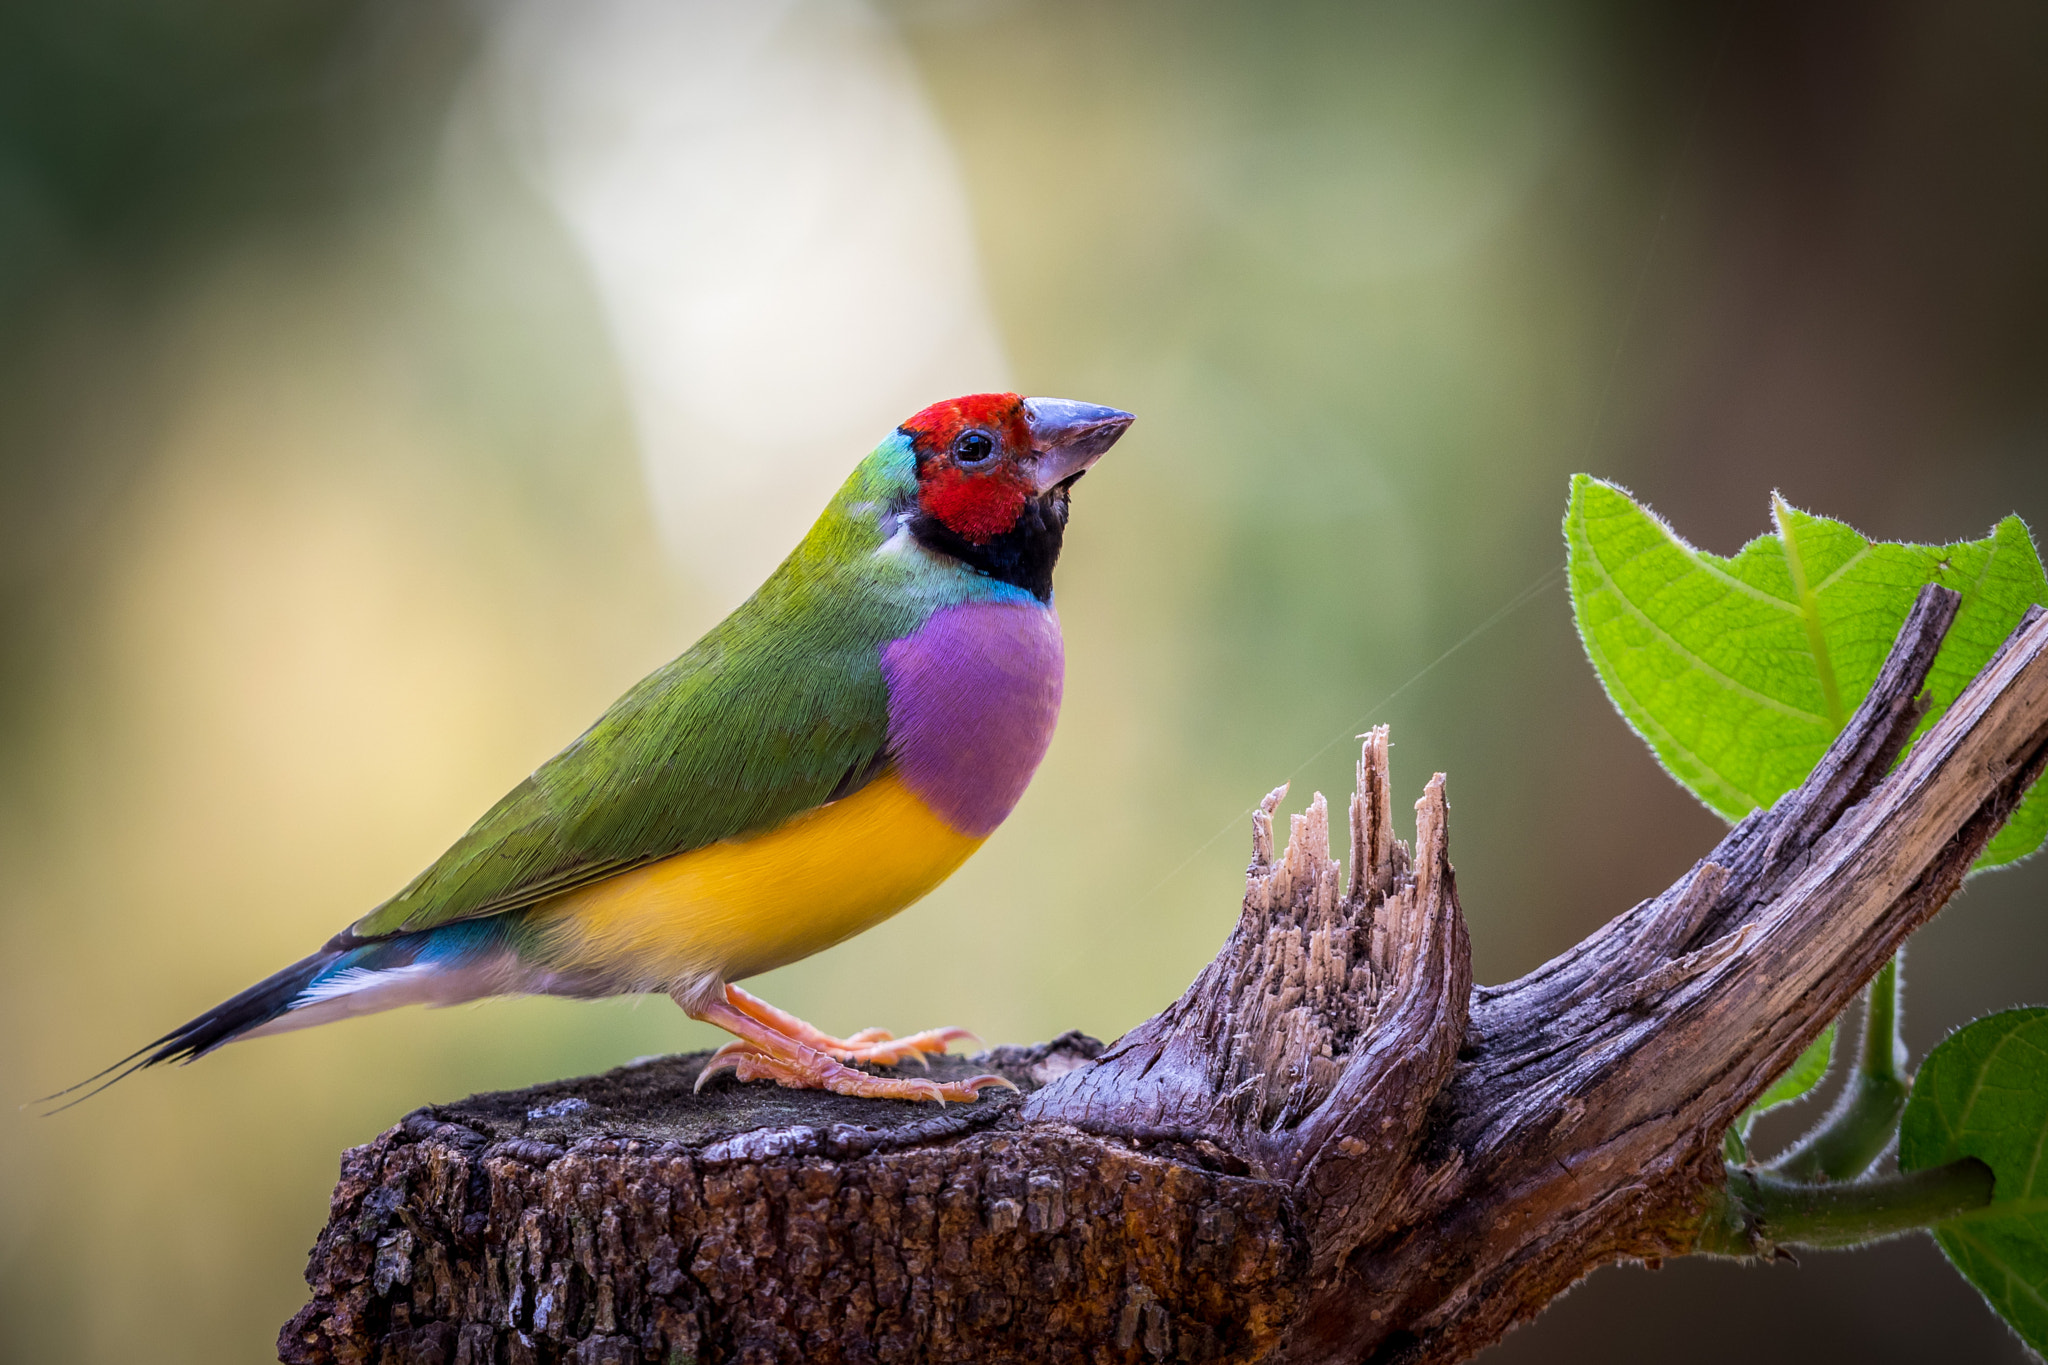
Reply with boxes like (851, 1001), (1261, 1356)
(1022, 397), (1135, 493)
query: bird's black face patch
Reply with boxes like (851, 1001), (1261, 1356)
(908, 486), (1068, 604)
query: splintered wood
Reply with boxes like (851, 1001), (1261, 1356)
(1236, 784), (1367, 1127)
(1026, 724), (1471, 1236)
(1226, 729), (1443, 1128)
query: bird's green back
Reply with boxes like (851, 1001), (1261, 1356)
(351, 437), (958, 940)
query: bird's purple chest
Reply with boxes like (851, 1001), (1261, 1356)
(879, 601), (1065, 839)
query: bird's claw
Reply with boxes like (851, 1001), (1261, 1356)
(828, 1025), (976, 1067)
(689, 989), (1006, 1103)
(960, 1072), (1019, 1094)
(693, 1047), (749, 1093)
(698, 1044), (1008, 1104)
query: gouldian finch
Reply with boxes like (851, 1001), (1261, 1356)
(87, 394), (1131, 1105)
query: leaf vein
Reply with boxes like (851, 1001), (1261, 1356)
(1578, 533), (1831, 729)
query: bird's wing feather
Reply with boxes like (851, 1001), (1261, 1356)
(350, 559), (914, 940)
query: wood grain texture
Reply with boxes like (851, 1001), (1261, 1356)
(282, 586), (2048, 1365)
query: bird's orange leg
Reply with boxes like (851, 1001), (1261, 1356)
(684, 993), (1013, 1104)
(720, 983), (975, 1067)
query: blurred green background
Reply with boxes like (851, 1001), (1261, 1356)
(3, 1), (2045, 1361)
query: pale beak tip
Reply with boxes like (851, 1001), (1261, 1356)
(1021, 397), (1134, 491)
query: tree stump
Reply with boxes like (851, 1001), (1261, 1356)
(280, 587), (2048, 1365)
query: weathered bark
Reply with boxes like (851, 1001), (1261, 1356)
(281, 587), (2048, 1365)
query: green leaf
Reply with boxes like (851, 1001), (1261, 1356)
(1738, 1022), (1835, 1138)
(1899, 1009), (2048, 1355)
(1564, 476), (2047, 869)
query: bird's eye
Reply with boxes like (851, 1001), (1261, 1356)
(952, 431), (996, 466)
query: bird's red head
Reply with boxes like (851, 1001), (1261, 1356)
(899, 393), (1038, 546)
(896, 391), (1134, 601)
(899, 392), (1136, 548)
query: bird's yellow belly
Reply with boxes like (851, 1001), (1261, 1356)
(529, 772), (982, 987)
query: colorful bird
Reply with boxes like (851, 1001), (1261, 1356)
(80, 393), (1132, 1105)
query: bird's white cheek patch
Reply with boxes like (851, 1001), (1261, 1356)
(872, 517), (919, 560)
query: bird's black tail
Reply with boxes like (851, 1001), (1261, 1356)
(40, 943), (346, 1112)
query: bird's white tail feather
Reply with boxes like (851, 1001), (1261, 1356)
(241, 960), (509, 1040)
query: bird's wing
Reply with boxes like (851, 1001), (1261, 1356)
(348, 577), (905, 940)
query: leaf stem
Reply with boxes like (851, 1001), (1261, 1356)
(1766, 953), (1911, 1182)
(1695, 1158), (1994, 1256)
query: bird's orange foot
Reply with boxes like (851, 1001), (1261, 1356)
(695, 1041), (1010, 1103)
(684, 986), (1012, 1104)
(721, 983), (977, 1067)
